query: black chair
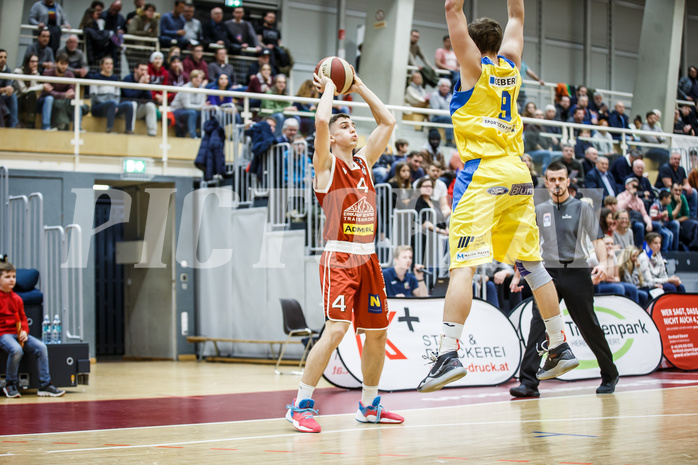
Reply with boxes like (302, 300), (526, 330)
(276, 298), (319, 375)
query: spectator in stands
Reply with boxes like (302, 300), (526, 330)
(569, 107), (590, 136)
(80, 7), (114, 69)
(28, 0), (70, 55)
(421, 128), (448, 172)
(159, 0), (189, 49)
(581, 146), (598, 177)
(589, 92), (607, 116)
(57, 35), (88, 78)
(559, 144), (585, 186)
(604, 195), (618, 213)
(678, 66), (698, 101)
(613, 210), (634, 250)
(435, 35), (459, 85)
(276, 117), (298, 145)
(429, 78), (453, 147)
(599, 207), (615, 237)
(682, 106), (698, 136)
(261, 74), (297, 136)
(387, 162), (413, 209)
(408, 29), (435, 71)
(608, 101), (630, 140)
(38, 53), (82, 131)
(421, 162), (451, 220)
(166, 46), (181, 67)
(516, 62), (544, 112)
(90, 1), (105, 20)
(574, 128), (593, 160)
(690, 151), (698, 190)
(523, 109), (553, 173)
(555, 95), (571, 122)
(292, 79), (318, 136)
(404, 71), (429, 107)
(521, 102), (536, 119)
(626, 158), (655, 204)
(521, 153), (538, 187)
(591, 118), (616, 156)
(208, 48), (235, 85)
(125, 0), (144, 25)
(256, 11), (284, 63)
(640, 110), (669, 164)
(207, 72), (234, 108)
(389, 150), (424, 183)
(638, 232), (685, 293)
(413, 176), (449, 264)
(203, 7), (240, 54)
(610, 148), (642, 191)
(13, 54), (44, 128)
(283, 133), (310, 191)
(0, 50), (18, 128)
(597, 236), (641, 304)
(246, 49), (277, 84)
(570, 95), (595, 125)
(24, 28), (54, 75)
(89, 56), (134, 134)
(122, 61), (157, 137)
(147, 51), (168, 105)
(171, 69), (209, 138)
(383, 246), (427, 298)
(668, 183), (698, 251)
(127, 3), (159, 39)
(247, 62), (272, 107)
(102, 1), (126, 35)
(225, 6), (260, 54)
(183, 44), (209, 85)
(675, 107), (695, 136)
(182, 4), (202, 46)
(650, 190), (680, 252)
(167, 56), (187, 93)
(618, 177), (673, 250)
(655, 152), (698, 218)
(585, 156), (616, 200)
(618, 246), (649, 304)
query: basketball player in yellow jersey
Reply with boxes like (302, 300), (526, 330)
(418, 0), (580, 392)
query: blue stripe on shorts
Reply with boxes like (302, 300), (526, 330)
(452, 158), (481, 214)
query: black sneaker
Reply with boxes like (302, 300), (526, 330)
(596, 376), (619, 394)
(3, 384), (21, 398)
(509, 384), (540, 398)
(536, 342), (579, 380)
(37, 384), (65, 397)
(417, 351), (467, 392)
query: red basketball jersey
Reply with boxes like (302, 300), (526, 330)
(314, 154), (377, 244)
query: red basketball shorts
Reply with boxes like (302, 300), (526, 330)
(319, 251), (389, 332)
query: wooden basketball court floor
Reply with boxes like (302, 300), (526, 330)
(2, 361), (697, 464)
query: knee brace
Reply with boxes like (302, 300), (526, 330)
(515, 260), (552, 291)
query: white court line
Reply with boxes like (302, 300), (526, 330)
(45, 411), (698, 454)
(4, 384), (698, 439)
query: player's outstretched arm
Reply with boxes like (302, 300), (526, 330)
(349, 73), (395, 168)
(498, 0), (524, 69)
(312, 71), (337, 175)
(445, 0), (482, 90)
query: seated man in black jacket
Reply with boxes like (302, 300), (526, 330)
(121, 62), (157, 136)
(202, 7), (241, 54)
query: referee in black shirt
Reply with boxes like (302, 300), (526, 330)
(509, 161), (620, 397)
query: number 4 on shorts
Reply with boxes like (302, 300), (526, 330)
(332, 295), (347, 312)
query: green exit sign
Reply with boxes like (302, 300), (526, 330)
(225, 0), (242, 7)
(123, 158), (147, 174)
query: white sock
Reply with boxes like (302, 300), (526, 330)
(295, 382), (315, 406)
(361, 384), (379, 406)
(438, 322), (464, 354)
(543, 314), (565, 349)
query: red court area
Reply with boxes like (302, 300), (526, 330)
(2, 370), (697, 436)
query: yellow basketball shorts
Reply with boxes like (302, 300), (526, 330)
(449, 156), (541, 268)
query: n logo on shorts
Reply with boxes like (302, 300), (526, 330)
(368, 294), (382, 313)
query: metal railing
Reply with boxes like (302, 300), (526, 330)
(0, 166), (8, 255)
(7, 196), (29, 268)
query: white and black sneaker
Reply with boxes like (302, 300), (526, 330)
(417, 351), (467, 392)
(536, 342), (579, 380)
(37, 384), (65, 397)
(3, 383), (21, 398)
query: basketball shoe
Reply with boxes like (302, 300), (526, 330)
(355, 396), (404, 424)
(536, 341), (579, 380)
(417, 350), (467, 392)
(286, 398), (321, 433)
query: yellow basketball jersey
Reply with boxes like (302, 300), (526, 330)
(450, 56), (523, 163)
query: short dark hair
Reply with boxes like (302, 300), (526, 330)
(659, 190), (671, 201)
(646, 110), (655, 119)
(395, 139), (408, 151)
(415, 176), (433, 189)
(56, 53), (69, 64)
(0, 49), (6, 54)
(443, 35), (450, 41)
(0, 257), (15, 275)
(100, 55), (113, 66)
(468, 18), (503, 55)
(645, 231), (661, 244)
(406, 150), (423, 159)
(329, 113), (351, 129)
(144, 3), (156, 11)
(39, 28), (50, 36)
(545, 161), (568, 177)
(135, 61), (148, 69)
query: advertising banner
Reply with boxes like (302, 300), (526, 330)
(517, 295), (662, 380)
(323, 298), (521, 391)
(649, 293), (698, 371)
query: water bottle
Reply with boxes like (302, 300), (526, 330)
(42, 315), (51, 344)
(51, 314), (62, 344)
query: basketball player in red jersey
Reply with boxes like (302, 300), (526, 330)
(285, 68), (405, 433)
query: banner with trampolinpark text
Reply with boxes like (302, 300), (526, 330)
(323, 298), (522, 391)
(649, 293), (698, 371)
(512, 295), (663, 380)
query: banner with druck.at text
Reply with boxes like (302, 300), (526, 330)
(323, 298), (522, 391)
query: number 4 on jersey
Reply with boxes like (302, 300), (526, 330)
(357, 178), (368, 193)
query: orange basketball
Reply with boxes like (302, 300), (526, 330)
(314, 56), (355, 94)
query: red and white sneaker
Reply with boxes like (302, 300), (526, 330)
(286, 398), (321, 433)
(355, 396), (404, 424)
